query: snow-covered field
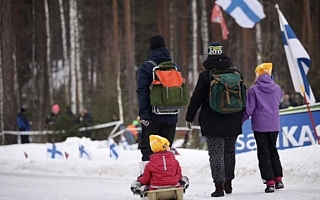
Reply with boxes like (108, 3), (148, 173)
(0, 137), (319, 200)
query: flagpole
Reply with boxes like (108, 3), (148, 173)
(302, 92), (320, 144)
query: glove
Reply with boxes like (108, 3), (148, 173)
(140, 119), (149, 127)
(137, 174), (142, 179)
(181, 176), (189, 189)
(186, 122), (192, 130)
(130, 180), (142, 195)
(139, 185), (149, 195)
(179, 176), (189, 193)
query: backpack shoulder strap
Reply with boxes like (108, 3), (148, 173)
(148, 60), (177, 70)
(212, 67), (235, 74)
(148, 60), (157, 67)
(233, 68), (244, 79)
(209, 69), (214, 80)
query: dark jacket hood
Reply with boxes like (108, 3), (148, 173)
(149, 47), (171, 63)
(203, 54), (232, 70)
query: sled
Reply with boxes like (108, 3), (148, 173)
(143, 187), (183, 200)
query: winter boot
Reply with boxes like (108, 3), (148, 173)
(224, 180), (232, 194)
(265, 180), (275, 193)
(211, 182), (224, 197)
(275, 177), (284, 190)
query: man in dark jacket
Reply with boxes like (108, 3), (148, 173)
(185, 42), (243, 197)
(137, 35), (179, 161)
(78, 107), (94, 138)
(17, 108), (31, 143)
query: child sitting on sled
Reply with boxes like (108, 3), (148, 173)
(131, 135), (189, 196)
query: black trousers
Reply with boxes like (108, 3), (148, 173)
(254, 131), (283, 183)
(21, 134), (30, 143)
(140, 122), (176, 161)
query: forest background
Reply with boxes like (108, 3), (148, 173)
(1, 0), (319, 144)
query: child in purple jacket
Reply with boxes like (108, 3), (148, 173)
(242, 63), (284, 193)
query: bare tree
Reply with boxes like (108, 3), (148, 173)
(31, 0), (38, 124)
(32, 0), (36, 65)
(1, 0), (17, 144)
(124, 0), (136, 119)
(58, 0), (70, 104)
(169, 1), (174, 58)
(200, 0), (208, 57)
(157, 0), (165, 36)
(0, 2), (3, 144)
(256, 23), (262, 65)
(69, 0), (77, 114)
(191, 0), (198, 89)
(178, 0), (189, 79)
(75, 1), (82, 112)
(44, 0), (53, 105)
(308, 0), (320, 98)
(113, 0), (123, 123)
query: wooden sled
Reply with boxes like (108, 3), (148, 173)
(143, 187), (183, 200)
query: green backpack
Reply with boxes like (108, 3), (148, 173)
(148, 61), (189, 115)
(209, 68), (246, 114)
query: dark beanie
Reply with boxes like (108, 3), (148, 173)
(20, 108), (25, 113)
(207, 42), (223, 57)
(150, 35), (165, 51)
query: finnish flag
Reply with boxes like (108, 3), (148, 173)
(47, 143), (64, 160)
(276, 5), (316, 105)
(121, 135), (130, 150)
(216, 0), (265, 28)
(109, 138), (119, 160)
(79, 144), (92, 160)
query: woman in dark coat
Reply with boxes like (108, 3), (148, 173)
(185, 42), (243, 197)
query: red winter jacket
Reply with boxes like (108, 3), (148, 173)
(138, 151), (182, 189)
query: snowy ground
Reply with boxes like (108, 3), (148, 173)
(0, 137), (319, 200)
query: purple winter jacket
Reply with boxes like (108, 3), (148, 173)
(242, 74), (283, 132)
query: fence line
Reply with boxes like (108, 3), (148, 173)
(0, 120), (200, 139)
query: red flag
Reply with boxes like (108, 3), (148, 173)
(211, 4), (229, 40)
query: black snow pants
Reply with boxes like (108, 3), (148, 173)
(140, 122), (176, 161)
(253, 131), (283, 183)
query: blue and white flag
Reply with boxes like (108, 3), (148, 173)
(79, 144), (92, 160)
(216, 0), (265, 28)
(121, 135), (130, 150)
(109, 138), (119, 160)
(276, 5), (316, 105)
(47, 143), (64, 160)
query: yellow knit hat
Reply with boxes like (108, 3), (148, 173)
(255, 63), (273, 76)
(149, 135), (170, 153)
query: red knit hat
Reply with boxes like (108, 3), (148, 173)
(52, 104), (60, 114)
